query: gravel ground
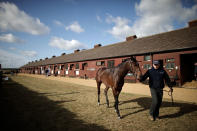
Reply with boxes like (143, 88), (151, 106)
(1, 74), (197, 131)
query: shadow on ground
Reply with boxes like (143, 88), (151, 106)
(0, 78), (109, 131)
(120, 96), (197, 119)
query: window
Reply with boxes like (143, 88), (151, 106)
(54, 66), (57, 70)
(61, 65), (64, 70)
(96, 61), (105, 66)
(122, 58), (128, 62)
(166, 58), (175, 62)
(65, 64), (68, 70)
(70, 64), (74, 70)
(166, 63), (175, 69)
(144, 55), (151, 61)
(143, 64), (151, 69)
(165, 58), (175, 69)
(82, 63), (88, 70)
(57, 66), (59, 70)
(75, 63), (79, 69)
(127, 73), (134, 76)
(107, 60), (114, 68)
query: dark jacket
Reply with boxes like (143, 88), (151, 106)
(140, 67), (171, 89)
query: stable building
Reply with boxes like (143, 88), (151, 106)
(20, 20), (197, 86)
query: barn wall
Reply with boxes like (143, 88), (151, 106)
(20, 49), (197, 86)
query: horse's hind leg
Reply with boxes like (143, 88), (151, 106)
(97, 81), (101, 106)
(104, 86), (110, 108)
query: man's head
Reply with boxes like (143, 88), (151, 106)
(153, 60), (160, 69)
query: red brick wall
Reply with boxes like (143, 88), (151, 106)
(21, 49), (197, 85)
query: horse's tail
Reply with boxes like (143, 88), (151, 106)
(96, 68), (101, 92)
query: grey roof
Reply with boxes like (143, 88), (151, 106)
(21, 26), (197, 68)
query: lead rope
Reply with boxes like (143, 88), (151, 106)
(163, 88), (174, 105)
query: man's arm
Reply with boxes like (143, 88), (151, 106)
(139, 70), (149, 82)
(164, 70), (173, 91)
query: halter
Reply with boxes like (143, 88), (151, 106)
(128, 60), (138, 79)
(128, 59), (141, 80)
(127, 60), (133, 72)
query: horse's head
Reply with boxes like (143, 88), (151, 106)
(127, 56), (142, 80)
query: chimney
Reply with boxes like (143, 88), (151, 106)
(61, 53), (66, 56)
(94, 44), (102, 48)
(126, 35), (137, 41)
(45, 57), (48, 60)
(74, 49), (80, 53)
(188, 19), (197, 27)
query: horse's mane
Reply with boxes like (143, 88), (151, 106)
(117, 58), (130, 68)
(102, 57), (136, 70)
(117, 57), (136, 68)
(117, 60), (127, 68)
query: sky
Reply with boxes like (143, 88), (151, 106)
(0, 0), (197, 68)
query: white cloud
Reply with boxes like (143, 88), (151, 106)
(106, 14), (135, 40)
(9, 47), (16, 51)
(49, 37), (87, 50)
(106, 0), (197, 38)
(20, 50), (37, 57)
(65, 21), (84, 33)
(96, 15), (102, 22)
(0, 2), (50, 35)
(53, 20), (64, 27)
(0, 48), (28, 68)
(133, 0), (197, 37)
(0, 33), (24, 43)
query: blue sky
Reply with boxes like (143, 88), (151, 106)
(0, 0), (197, 68)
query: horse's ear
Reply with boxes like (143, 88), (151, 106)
(130, 56), (134, 60)
(130, 56), (136, 62)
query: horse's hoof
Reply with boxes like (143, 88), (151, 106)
(118, 116), (122, 119)
(98, 103), (100, 106)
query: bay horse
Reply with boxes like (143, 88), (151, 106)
(96, 57), (142, 119)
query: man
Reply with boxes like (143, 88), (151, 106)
(140, 60), (173, 121)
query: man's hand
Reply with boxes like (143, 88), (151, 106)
(170, 87), (173, 92)
(139, 75), (143, 82)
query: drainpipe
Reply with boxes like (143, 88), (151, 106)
(151, 53), (153, 65)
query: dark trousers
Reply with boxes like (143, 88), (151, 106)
(150, 88), (163, 118)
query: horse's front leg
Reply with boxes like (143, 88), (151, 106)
(113, 89), (121, 119)
(114, 94), (121, 119)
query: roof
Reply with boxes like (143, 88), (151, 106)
(22, 26), (197, 68)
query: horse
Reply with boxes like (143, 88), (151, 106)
(96, 57), (142, 119)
